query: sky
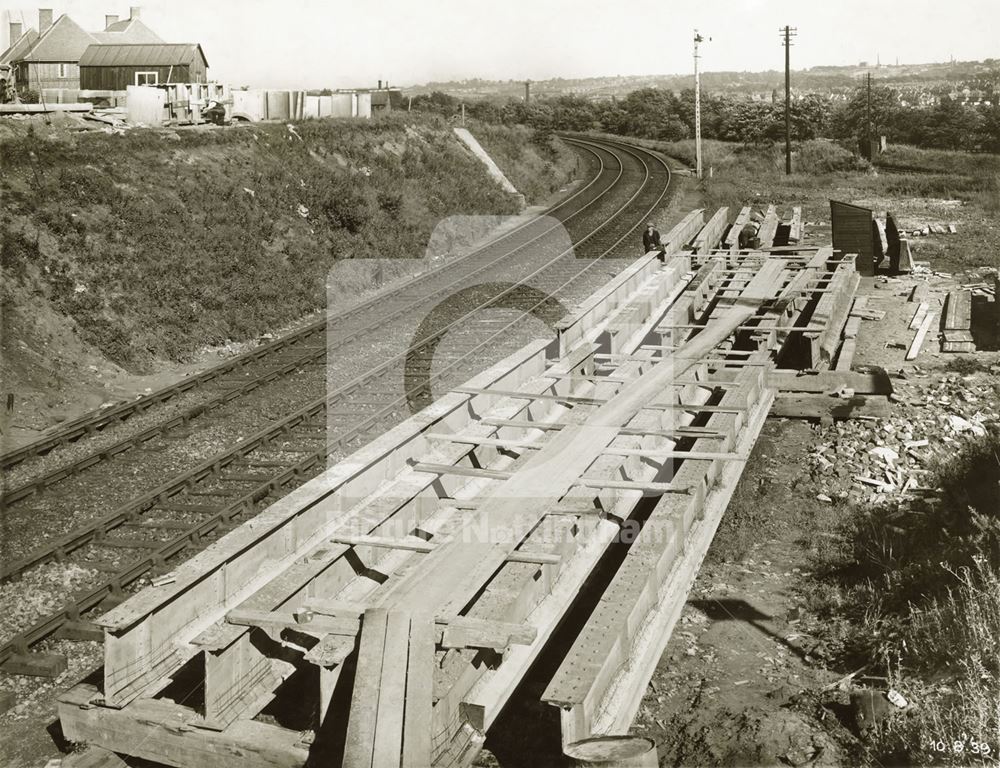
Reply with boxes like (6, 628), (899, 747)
(2, 0), (998, 90)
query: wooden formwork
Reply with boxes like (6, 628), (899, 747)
(543, 366), (773, 744)
(691, 207), (729, 255)
(757, 204), (780, 249)
(723, 206), (753, 254)
(803, 253), (860, 369)
(59, 209), (858, 768)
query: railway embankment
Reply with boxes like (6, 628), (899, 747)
(0, 115), (578, 444)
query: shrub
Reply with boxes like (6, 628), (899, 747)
(796, 139), (870, 173)
(0, 225), (39, 278)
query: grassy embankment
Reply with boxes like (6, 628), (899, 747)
(625, 134), (1000, 765)
(0, 115), (577, 371)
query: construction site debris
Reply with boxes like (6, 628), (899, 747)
(809, 371), (999, 505)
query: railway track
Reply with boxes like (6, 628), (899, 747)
(0, 134), (676, 669)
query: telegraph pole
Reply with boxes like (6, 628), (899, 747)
(780, 26), (797, 175)
(693, 30), (706, 179)
(866, 71), (872, 158)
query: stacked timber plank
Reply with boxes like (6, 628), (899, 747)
(57, 208), (866, 768)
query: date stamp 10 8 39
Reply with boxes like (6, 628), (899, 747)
(925, 736), (993, 758)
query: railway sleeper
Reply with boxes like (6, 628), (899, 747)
(96, 537), (162, 550)
(1, 649), (67, 678)
(217, 474), (275, 483)
(156, 502), (222, 514)
(79, 558), (123, 574)
(55, 619), (104, 643)
(122, 519), (203, 531)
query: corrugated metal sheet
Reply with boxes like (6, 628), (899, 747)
(79, 43), (207, 68)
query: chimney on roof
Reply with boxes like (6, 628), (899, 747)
(378, 79), (383, 90)
(129, 6), (141, 19)
(38, 8), (53, 32)
(105, 14), (119, 29)
(9, 21), (22, 42)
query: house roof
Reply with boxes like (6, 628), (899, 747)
(9, 14), (168, 65)
(0, 27), (39, 67)
(17, 14), (96, 62)
(92, 19), (164, 45)
(79, 43), (208, 69)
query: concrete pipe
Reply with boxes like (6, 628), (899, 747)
(565, 736), (658, 767)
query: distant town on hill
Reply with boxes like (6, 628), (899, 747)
(405, 59), (1000, 107)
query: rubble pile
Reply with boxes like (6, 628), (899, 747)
(808, 369), (999, 505)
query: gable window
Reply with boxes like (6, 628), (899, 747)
(57, 63), (68, 78)
(135, 71), (158, 86)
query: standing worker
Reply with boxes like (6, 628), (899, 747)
(642, 221), (664, 257)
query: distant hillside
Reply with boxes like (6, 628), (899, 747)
(406, 59), (1000, 101)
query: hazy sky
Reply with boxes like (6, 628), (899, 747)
(2, 1), (997, 90)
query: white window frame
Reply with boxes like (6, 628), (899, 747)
(135, 71), (159, 86)
(57, 63), (68, 78)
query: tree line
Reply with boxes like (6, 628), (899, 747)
(411, 85), (1000, 153)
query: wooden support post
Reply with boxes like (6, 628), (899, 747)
(402, 616), (434, 768)
(343, 609), (390, 767)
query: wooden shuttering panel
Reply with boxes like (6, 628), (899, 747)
(830, 200), (876, 276)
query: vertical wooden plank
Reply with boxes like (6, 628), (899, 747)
(343, 608), (389, 768)
(402, 615), (435, 768)
(371, 611), (410, 768)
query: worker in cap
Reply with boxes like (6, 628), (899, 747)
(642, 221), (663, 258)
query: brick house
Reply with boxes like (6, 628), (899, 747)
(0, 7), (164, 96)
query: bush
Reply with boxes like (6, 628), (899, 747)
(796, 139), (870, 173)
(0, 225), (39, 278)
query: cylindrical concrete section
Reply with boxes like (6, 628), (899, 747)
(565, 736), (658, 768)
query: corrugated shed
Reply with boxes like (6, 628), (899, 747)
(79, 44), (208, 68)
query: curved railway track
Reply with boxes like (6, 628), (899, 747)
(0, 134), (677, 667)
